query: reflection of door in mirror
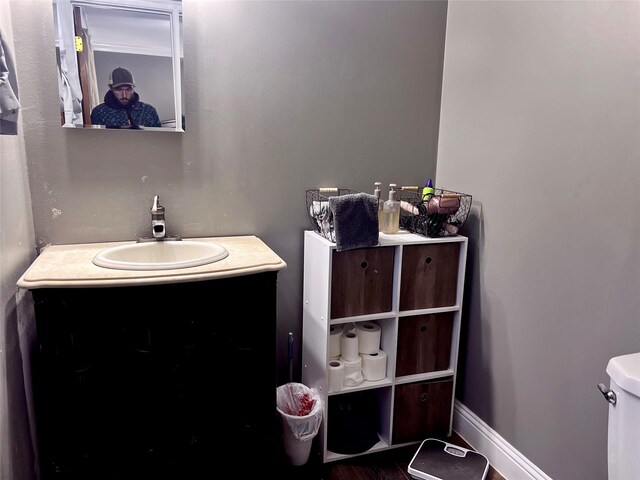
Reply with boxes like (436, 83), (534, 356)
(53, 0), (184, 132)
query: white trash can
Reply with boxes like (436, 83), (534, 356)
(276, 382), (323, 466)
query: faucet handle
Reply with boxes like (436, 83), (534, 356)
(152, 195), (161, 212)
(150, 195), (166, 239)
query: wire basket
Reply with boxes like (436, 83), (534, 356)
(306, 188), (361, 242)
(397, 186), (472, 238)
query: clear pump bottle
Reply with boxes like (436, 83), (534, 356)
(381, 183), (400, 234)
(373, 182), (383, 231)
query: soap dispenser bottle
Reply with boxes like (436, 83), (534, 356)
(381, 183), (400, 234)
(373, 181), (383, 230)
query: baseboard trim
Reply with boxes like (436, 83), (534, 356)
(453, 400), (552, 480)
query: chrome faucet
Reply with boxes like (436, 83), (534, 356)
(137, 195), (181, 243)
(151, 195), (166, 239)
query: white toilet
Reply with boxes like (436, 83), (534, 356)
(599, 352), (640, 479)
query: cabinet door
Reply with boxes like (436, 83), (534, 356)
(331, 246), (394, 318)
(392, 379), (453, 444)
(32, 272), (279, 477)
(400, 243), (460, 310)
(395, 313), (454, 377)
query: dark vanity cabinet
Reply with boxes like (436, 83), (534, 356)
(31, 273), (278, 479)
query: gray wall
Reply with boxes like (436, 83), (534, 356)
(437, 1), (640, 479)
(10, 0), (446, 401)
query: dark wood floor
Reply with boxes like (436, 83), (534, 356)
(276, 432), (506, 479)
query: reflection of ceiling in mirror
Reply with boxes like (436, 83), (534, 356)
(82, 7), (171, 57)
(53, 0), (183, 57)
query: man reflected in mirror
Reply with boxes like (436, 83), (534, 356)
(90, 67), (161, 129)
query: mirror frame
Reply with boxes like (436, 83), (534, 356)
(53, 0), (184, 132)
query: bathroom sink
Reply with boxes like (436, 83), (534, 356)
(92, 240), (229, 271)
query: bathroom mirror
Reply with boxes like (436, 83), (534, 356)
(53, 0), (184, 132)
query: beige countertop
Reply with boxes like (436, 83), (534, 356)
(17, 235), (287, 289)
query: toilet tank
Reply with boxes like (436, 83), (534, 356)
(606, 352), (640, 480)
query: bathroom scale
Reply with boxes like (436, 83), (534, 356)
(407, 438), (489, 480)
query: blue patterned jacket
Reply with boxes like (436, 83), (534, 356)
(90, 91), (161, 128)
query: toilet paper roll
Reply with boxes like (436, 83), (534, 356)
(340, 356), (363, 386)
(341, 332), (359, 362)
(356, 322), (381, 354)
(328, 360), (345, 393)
(342, 322), (356, 334)
(329, 325), (342, 358)
(361, 350), (387, 381)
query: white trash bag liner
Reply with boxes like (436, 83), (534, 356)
(276, 382), (323, 465)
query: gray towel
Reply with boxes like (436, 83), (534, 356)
(328, 193), (379, 252)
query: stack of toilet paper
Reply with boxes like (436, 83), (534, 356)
(328, 322), (388, 393)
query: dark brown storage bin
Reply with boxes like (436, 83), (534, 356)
(392, 378), (453, 445)
(395, 313), (454, 377)
(331, 246), (394, 318)
(399, 243), (460, 311)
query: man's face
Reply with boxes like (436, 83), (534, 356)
(112, 85), (134, 105)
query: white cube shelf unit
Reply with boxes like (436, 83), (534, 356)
(302, 230), (468, 463)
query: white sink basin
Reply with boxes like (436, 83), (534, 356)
(92, 240), (229, 271)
